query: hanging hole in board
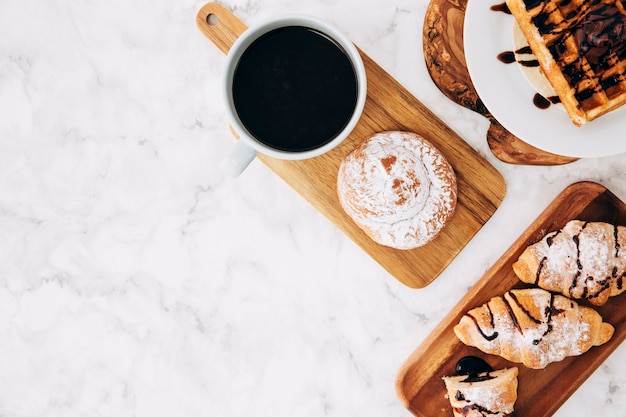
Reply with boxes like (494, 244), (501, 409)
(206, 13), (218, 26)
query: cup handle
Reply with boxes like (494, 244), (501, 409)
(196, 2), (248, 54)
(221, 141), (258, 177)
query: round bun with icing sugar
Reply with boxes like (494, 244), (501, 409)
(337, 131), (457, 250)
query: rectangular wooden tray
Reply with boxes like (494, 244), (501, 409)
(396, 181), (626, 416)
(197, 2), (506, 288)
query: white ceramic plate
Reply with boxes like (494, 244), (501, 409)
(463, 0), (626, 158)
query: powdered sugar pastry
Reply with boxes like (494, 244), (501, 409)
(454, 288), (614, 369)
(337, 131), (457, 250)
(513, 220), (626, 306)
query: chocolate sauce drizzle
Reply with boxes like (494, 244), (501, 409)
(464, 290), (568, 346)
(503, 295), (523, 335)
(534, 292), (563, 345)
(546, 230), (561, 246)
(491, 2), (512, 14)
(497, 47), (562, 109)
(535, 221), (625, 301)
(570, 224), (586, 297)
(614, 224), (625, 291)
(493, 1), (554, 109)
(455, 356), (495, 383)
(536, 257), (548, 283)
(533, 93), (562, 108)
(466, 303), (499, 341)
(497, 49), (540, 67)
(509, 291), (541, 323)
(588, 279), (612, 302)
(521, 0), (626, 109)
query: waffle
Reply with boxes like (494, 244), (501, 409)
(506, 0), (626, 126)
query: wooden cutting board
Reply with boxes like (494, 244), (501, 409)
(196, 2), (506, 288)
(423, 0), (578, 165)
(396, 181), (626, 416)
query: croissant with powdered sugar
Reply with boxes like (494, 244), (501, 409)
(454, 288), (614, 369)
(513, 220), (626, 306)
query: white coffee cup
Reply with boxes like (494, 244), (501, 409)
(221, 15), (367, 177)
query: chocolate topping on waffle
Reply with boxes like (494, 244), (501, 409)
(507, 0), (626, 125)
(573, 4), (626, 63)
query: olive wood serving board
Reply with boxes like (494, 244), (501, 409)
(423, 0), (578, 165)
(396, 181), (626, 416)
(196, 2), (506, 288)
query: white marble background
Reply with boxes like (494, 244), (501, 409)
(1, 0), (625, 416)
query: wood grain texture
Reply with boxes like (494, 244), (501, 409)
(423, 0), (578, 165)
(396, 181), (626, 416)
(196, 2), (506, 288)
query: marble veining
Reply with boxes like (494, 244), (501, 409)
(0, 0), (625, 416)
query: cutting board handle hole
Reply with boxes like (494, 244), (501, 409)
(206, 13), (218, 26)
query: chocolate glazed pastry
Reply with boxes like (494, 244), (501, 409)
(422, 0), (577, 165)
(443, 357), (519, 417)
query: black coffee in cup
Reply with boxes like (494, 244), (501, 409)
(232, 26), (359, 152)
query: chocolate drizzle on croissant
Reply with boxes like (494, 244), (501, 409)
(454, 288), (614, 369)
(513, 220), (626, 306)
(466, 304), (499, 341)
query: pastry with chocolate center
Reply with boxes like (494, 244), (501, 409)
(443, 359), (518, 417)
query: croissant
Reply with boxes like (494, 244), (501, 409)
(454, 288), (614, 369)
(443, 367), (518, 417)
(513, 220), (626, 306)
